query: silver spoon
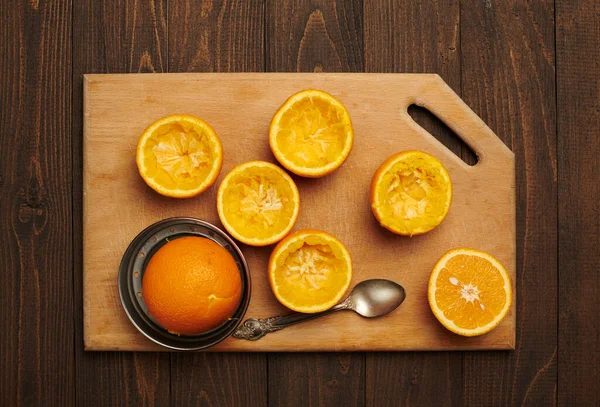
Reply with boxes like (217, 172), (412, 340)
(233, 279), (406, 341)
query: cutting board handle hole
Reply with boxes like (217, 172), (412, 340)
(408, 105), (478, 166)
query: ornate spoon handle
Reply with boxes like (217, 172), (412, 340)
(233, 299), (351, 341)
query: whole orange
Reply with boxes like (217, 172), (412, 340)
(142, 236), (242, 335)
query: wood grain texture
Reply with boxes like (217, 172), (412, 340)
(367, 352), (462, 407)
(167, 3), (268, 405)
(266, 0), (363, 72)
(72, 0), (171, 405)
(0, 0), (74, 405)
(556, 1), (600, 405)
(168, 0), (264, 72)
(363, 2), (463, 405)
(77, 352), (170, 406)
(460, 1), (557, 405)
(268, 353), (364, 407)
(82, 73), (515, 352)
(170, 353), (267, 406)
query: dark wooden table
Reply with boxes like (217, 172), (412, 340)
(1, 1), (598, 406)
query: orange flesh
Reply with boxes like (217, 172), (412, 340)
(434, 254), (507, 329)
(140, 122), (216, 191)
(374, 154), (451, 234)
(270, 232), (352, 312)
(274, 97), (349, 168)
(220, 166), (297, 241)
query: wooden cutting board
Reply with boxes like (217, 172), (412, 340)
(83, 73), (515, 351)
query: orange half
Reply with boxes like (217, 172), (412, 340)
(136, 114), (223, 198)
(370, 150), (452, 236)
(268, 229), (352, 313)
(217, 161), (300, 246)
(428, 248), (513, 336)
(269, 89), (354, 178)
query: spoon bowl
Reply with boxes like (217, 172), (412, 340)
(348, 279), (406, 318)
